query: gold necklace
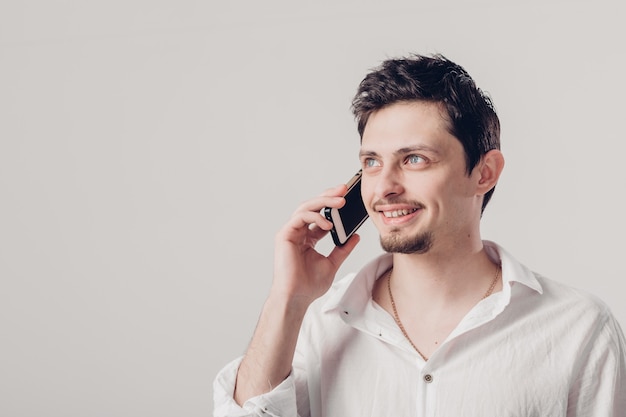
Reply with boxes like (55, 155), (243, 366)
(386, 263), (501, 361)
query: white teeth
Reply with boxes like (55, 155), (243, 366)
(383, 208), (417, 218)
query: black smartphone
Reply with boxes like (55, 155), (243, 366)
(324, 170), (369, 246)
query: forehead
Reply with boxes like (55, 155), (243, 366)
(360, 101), (459, 155)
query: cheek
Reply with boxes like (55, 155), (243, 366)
(360, 182), (375, 210)
(420, 176), (449, 200)
(439, 180), (480, 221)
(424, 175), (471, 210)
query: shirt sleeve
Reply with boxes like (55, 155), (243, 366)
(213, 357), (300, 417)
(567, 310), (626, 416)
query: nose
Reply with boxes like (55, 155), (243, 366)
(374, 165), (404, 199)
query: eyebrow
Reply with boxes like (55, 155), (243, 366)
(359, 144), (441, 158)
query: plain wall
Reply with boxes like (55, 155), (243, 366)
(1, 0), (624, 416)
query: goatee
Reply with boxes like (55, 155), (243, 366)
(380, 230), (433, 254)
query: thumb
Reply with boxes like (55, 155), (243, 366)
(327, 234), (361, 271)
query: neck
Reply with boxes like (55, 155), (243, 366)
(375, 240), (500, 308)
(371, 240), (502, 361)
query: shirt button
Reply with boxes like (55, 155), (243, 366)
(423, 374), (433, 383)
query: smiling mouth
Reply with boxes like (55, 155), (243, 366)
(382, 208), (419, 218)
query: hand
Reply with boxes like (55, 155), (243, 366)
(270, 184), (361, 307)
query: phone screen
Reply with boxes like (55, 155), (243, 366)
(338, 177), (368, 235)
(324, 170), (369, 246)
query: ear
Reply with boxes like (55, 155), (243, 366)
(476, 149), (505, 195)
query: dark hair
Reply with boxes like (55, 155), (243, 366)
(351, 53), (501, 212)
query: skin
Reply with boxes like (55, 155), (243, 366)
(234, 185), (360, 405)
(362, 101), (505, 358)
(234, 100), (505, 404)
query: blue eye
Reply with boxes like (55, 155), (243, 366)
(364, 158), (381, 167)
(406, 155), (425, 164)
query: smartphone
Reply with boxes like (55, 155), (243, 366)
(324, 169), (369, 246)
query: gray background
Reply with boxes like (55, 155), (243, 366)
(1, 0), (624, 416)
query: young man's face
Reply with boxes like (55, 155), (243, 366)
(359, 101), (483, 254)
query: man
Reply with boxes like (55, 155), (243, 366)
(214, 54), (626, 416)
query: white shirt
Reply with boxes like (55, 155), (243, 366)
(213, 241), (626, 416)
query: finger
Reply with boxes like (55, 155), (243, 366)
(307, 222), (331, 238)
(327, 233), (361, 270)
(287, 196), (344, 231)
(278, 185), (349, 241)
(319, 184), (348, 197)
(287, 184), (348, 222)
(280, 211), (333, 242)
(295, 194), (345, 216)
(293, 184), (348, 213)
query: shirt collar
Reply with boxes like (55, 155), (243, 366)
(322, 240), (543, 317)
(322, 252), (393, 317)
(484, 240), (543, 295)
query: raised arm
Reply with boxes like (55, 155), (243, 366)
(233, 184), (360, 406)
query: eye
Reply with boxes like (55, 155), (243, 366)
(363, 157), (381, 168)
(405, 154), (426, 165)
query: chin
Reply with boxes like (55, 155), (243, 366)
(380, 231), (433, 254)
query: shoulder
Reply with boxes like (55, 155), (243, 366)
(488, 240), (615, 326)
(535, 273), (611, 317)
(527, 273), (624, 344)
